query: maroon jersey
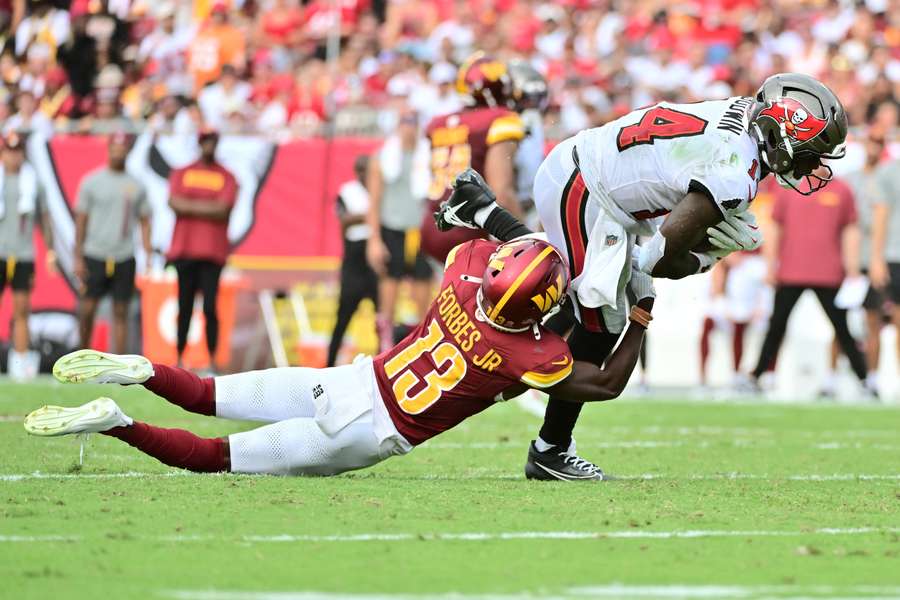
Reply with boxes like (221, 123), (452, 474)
(420, 107), (526, 262)
(374, 239), (573, 445)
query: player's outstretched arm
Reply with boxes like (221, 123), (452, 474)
(547, 296), (653, 403)
(434, 168), (534, 241)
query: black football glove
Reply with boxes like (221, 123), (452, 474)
(433, 168), (498, 232)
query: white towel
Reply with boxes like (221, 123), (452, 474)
(571, 204), (633, 334)
(0, 163), (38, 220)
(379, 134), (431, 199)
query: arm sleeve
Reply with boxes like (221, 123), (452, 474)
(770, 189), (785, 225)
(75, 178), (91, 215)
(519, 346), (575, 389)
(168, 170), (184, 197)
(137, 182), (152, 217)
(222, 172), (239, 206)
(689, 164), (753, 217)
(843, 185), (857, 226)
(486, 113), (526, 146)
(875, 168), (896, 209)
(520, 351), (574, 389)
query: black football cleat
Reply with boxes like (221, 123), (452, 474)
(524, 440), (606, 482)
(433, 168), (497, 232)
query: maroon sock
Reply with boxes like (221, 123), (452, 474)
(103, 422), (228, 472)
(699, 317), (714, 383)
(733, 322), (748, 372)
(143, 364), (214, 416)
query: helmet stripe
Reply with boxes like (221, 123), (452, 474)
(488, 245), (557, 321)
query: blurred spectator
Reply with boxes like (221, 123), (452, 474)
(748, 176), (875, 398)
(0, 132), (56, 380)
(198, 64), (251, 131)
(327, 154), (378, 367)
(188, 1), (246, 93)
(137, 3), (195, 97)
(3, 89), (53, 138)
(167, 130), (237, 372)
(74, 132), (150, 354)
(365, 107), (431, 351)
(0, 0), (900, 142)
(14, 0), (70, 60)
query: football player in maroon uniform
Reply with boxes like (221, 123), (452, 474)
(26, 239), (654, 480)
(419, 53), (526, 263)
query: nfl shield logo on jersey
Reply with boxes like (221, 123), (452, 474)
(605, 234), (619, 247)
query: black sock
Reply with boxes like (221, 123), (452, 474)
(538, 398), (583, 449)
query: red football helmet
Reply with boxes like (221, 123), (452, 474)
(456, 52), (514, 109)
(477, 238), (569, 332)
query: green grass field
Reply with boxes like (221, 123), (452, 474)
(0, 378), (898, 600)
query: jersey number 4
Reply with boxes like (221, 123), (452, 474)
(616, 107), (708, 152)
(383, 320), (467, 414)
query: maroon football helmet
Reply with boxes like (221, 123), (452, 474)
(456, 52), (514, 109)
(477, 238), (569, 332)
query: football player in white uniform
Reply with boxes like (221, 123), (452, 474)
(435, 73), (849, 481)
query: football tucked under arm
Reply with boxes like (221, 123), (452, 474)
(642, 191), (726, 279)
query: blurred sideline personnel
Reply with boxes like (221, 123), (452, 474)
(167, 129), (237, 371)
(508, 60), (549, 229)
(844, 129), (890, 388)
(365, 108), (432, 351)
(867, 137), (900, 379)
(747, 175), (874, 397)
(419, 53), (525, 263)
(698, 252), (769, 390)
(74, 132), (151, 354)
(327, 155), (378, 367)
(0, 132), (55, 380)
(437, 73), (847, 479)
(29, 238), (656, 479)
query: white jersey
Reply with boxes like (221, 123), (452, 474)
(574, 97), (762, 236)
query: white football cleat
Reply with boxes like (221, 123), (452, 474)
(24, 397), (132, 437)
(53, 350), (154, 385)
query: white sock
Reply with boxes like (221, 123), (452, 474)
(534, 436), (555, 452)
(866, 371), (878, 389)
(821, 371), (837, 392)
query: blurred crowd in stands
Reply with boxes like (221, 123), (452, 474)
(2, 0), (900, 140)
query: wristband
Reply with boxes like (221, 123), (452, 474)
(628, 306), (652, 328)
(690, 251), (720, 274)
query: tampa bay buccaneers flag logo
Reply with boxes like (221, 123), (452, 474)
(758, 98), (828, 142)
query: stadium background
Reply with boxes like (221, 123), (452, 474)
(2, 0), (900, 391)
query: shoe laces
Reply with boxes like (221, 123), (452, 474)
(559, 450), (602, 475)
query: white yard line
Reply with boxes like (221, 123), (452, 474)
(423, 441), (688, 450)
(3, 527), (898, 544)
(2, 471), (899, 482)
(161, 584), (900, 600)
(0, 415), (23, 422)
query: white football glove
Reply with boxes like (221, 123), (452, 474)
(629, 265), (656, 300)
(706, 210), (762, 253)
